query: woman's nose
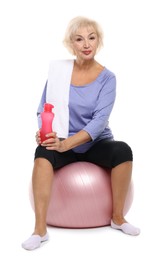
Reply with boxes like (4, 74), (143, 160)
(83, 40), (90, 48)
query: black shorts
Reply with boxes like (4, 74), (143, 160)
(34, 138), (133, 170)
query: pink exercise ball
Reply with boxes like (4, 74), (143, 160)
(29, 162), (133, 228)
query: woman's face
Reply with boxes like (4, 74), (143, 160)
(71, 26), (99, 60)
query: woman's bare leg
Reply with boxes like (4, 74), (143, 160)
(111, 161), (140, 235)
(22, 158), (54, 250)
(32, 158), (54, 236)
(111, 161), (132, 224)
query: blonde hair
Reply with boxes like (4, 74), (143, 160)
(63, 16), (104, 55)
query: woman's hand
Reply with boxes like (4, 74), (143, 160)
(35, 130), (41, 145)
(35, 129), (91, 152)
(41, 132), (66, 152)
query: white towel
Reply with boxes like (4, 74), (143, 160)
(46, 59), (74, 138)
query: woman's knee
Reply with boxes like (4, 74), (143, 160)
(34, 145), (55, 168)
(34, 157), (53, 168)
(112, 141), (133, 167)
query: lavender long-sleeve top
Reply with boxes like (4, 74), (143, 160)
(37, 67), (116, 153)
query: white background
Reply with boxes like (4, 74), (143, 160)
(0, 0), (164, 259)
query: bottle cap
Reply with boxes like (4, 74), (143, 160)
(44, 103), (54, 112)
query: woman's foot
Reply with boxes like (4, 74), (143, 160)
(111, 219), (140, 236)
(22, 232), (49, 250)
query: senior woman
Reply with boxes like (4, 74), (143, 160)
(22, 16), (140, 250)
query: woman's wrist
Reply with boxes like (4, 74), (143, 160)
(59, 140), (68, 152)
(60, 130), (91, 152)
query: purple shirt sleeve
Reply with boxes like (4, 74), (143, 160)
(37, 82), (47, 129)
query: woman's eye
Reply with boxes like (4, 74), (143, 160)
(76, 38), (82, 42)
(89, 36), (96, 40)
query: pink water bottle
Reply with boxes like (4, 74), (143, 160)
(40, 103), (54, 142)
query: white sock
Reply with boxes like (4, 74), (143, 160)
(22, 233), (49, 250)
(111, 220), (140, 236)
